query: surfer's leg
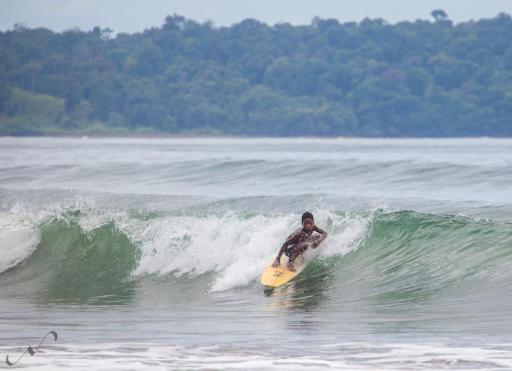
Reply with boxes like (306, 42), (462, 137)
(285, 245), (297, 271)
(290, 242), (308, 261)
(287, 243), (308, 271)
(287, 259), (296, 272)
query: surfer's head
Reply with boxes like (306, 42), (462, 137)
(301, 211), (314, 231)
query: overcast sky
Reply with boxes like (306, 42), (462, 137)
(1, 0), (512, 33)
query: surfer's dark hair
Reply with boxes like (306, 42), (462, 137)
(302, 211), (314, 223)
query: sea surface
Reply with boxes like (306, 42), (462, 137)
(0, 137), (512, 370)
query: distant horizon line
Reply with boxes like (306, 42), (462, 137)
(2, 135), (512, 141)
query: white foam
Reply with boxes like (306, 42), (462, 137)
(131, 213), (292, 289)
(0, 213), (40, 274)
(1, 341), (511, 370)
(314, 210), (371, 258)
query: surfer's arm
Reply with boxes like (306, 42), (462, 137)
(312, 225), (328, 248)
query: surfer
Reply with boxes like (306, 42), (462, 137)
(272, 212), (328, 272)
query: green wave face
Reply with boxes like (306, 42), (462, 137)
(310, 211), (512, 331)
(2, 220), (140, 304)
(356, 212), (512, 293)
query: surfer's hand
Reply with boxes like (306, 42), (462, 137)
(272, 258), (280, 267)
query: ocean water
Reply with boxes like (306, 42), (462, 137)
(0, 137), (512, 370)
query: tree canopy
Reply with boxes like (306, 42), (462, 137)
(1, 12), (512, 136)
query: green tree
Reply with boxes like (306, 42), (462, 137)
(431, 10), (448, 22)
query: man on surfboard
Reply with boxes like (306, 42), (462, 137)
(272, 212), (328, 272)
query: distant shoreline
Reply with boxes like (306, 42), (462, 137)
(2, 134), (511, 140)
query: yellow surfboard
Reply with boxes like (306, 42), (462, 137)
(260, 254), (306, 288)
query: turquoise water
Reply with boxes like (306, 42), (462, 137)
(1, 137), (512, 369)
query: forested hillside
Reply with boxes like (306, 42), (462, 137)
(1, 12), (512, 136)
